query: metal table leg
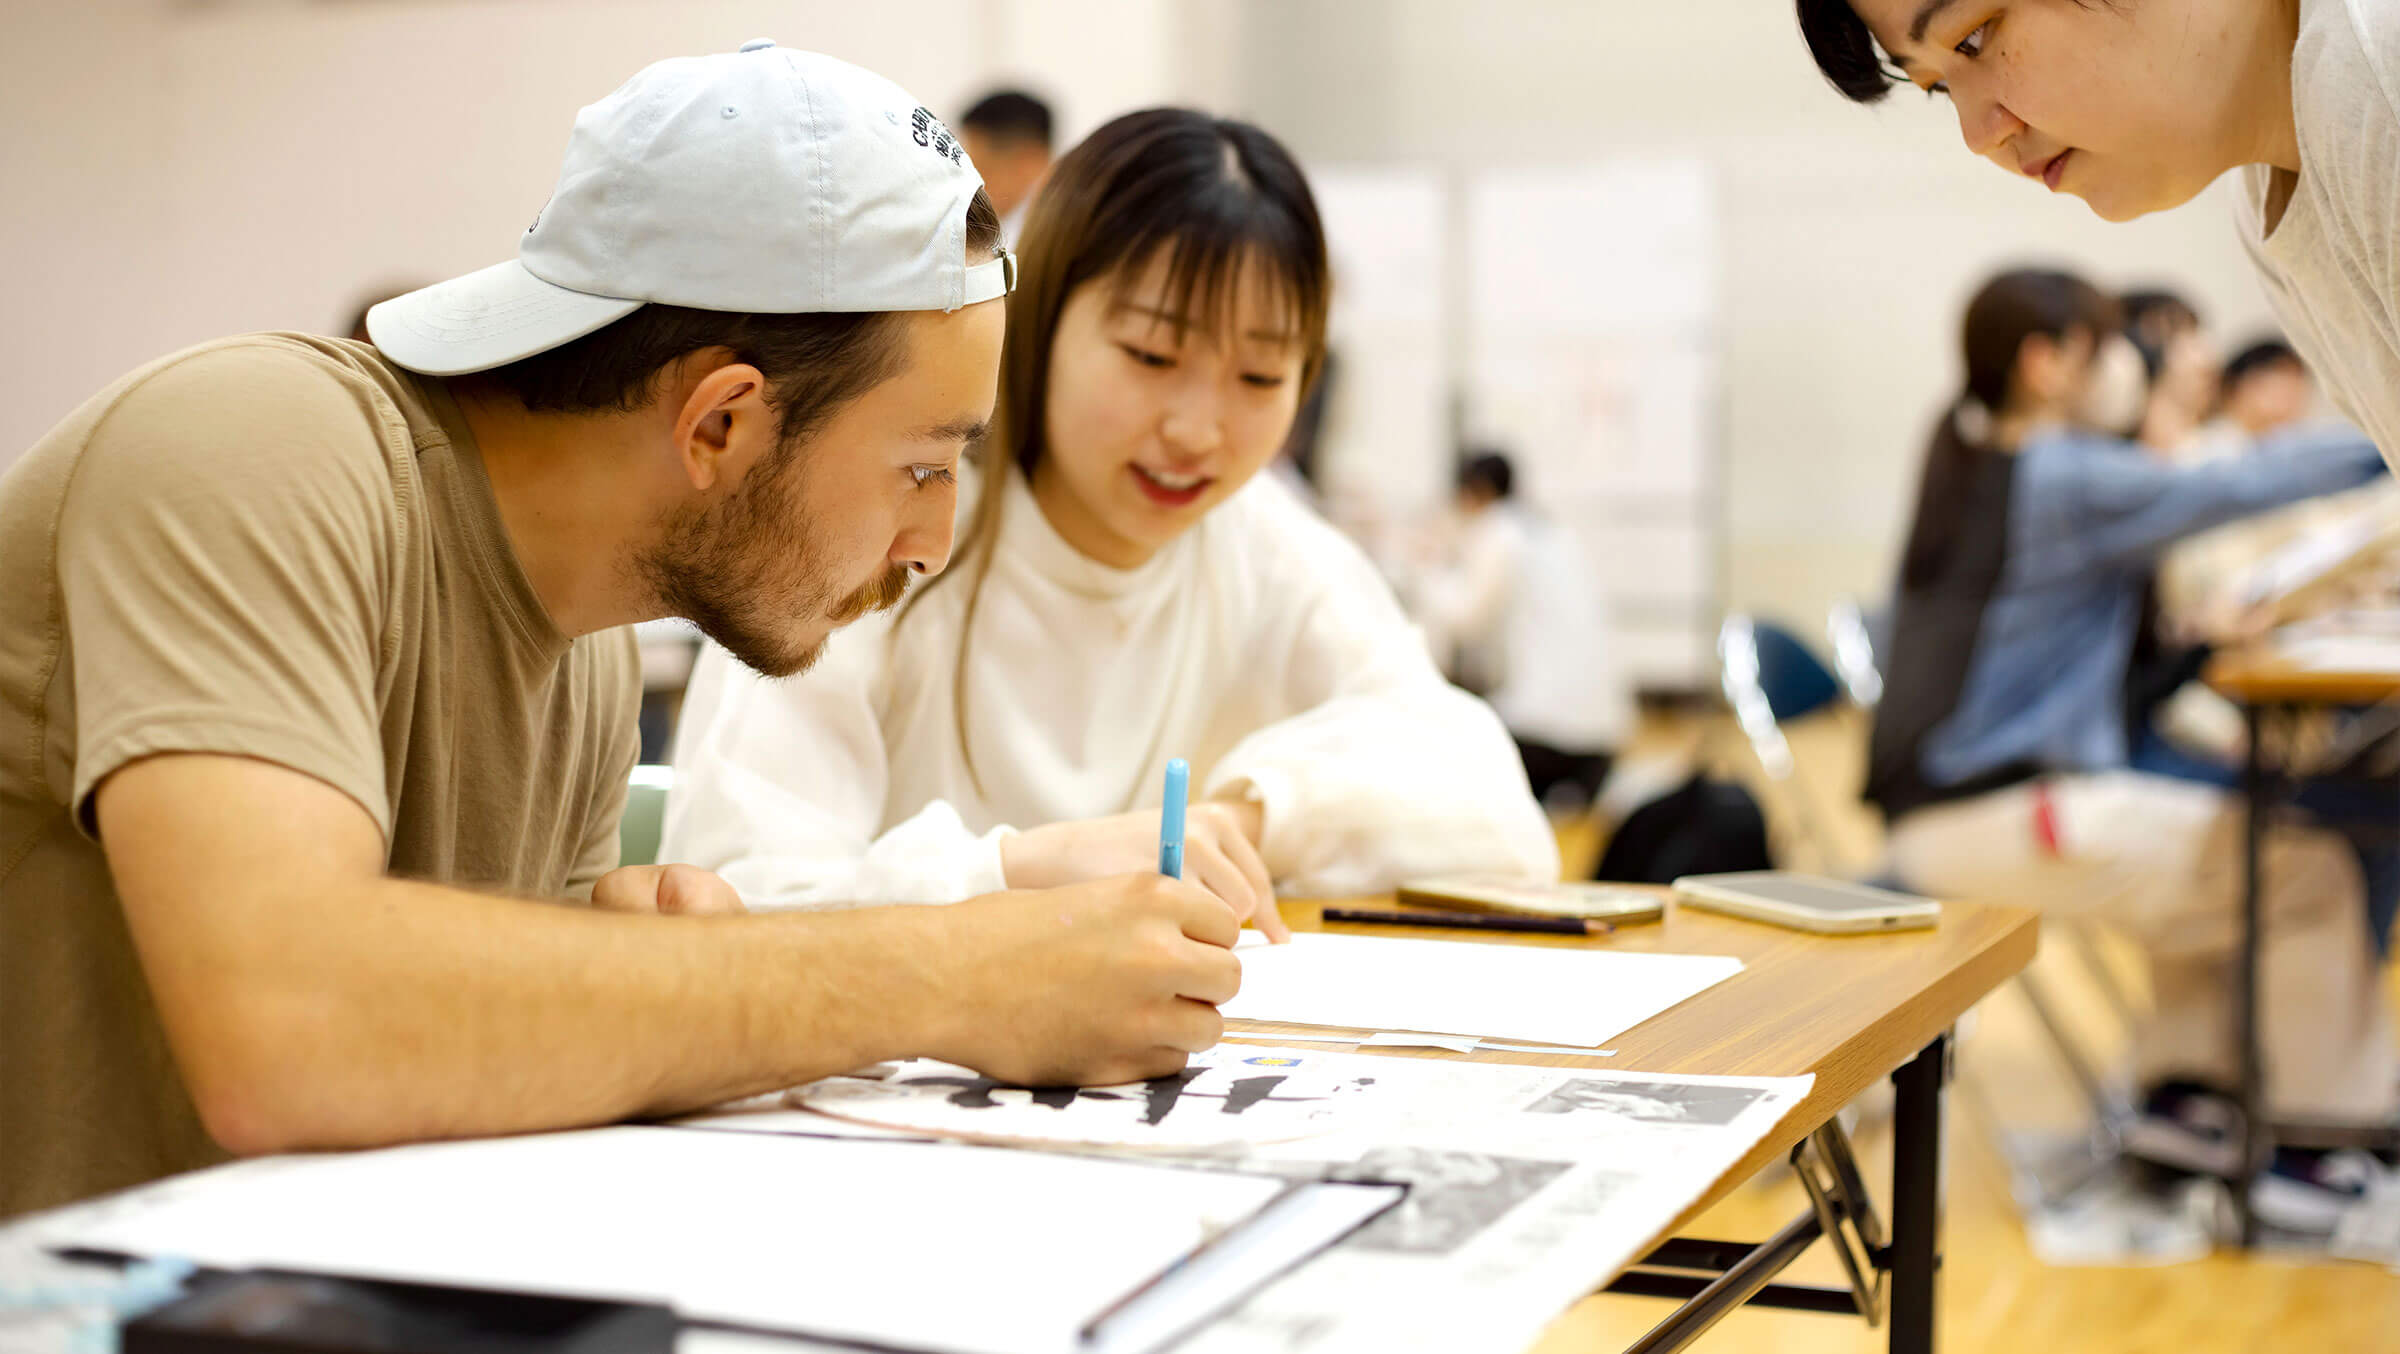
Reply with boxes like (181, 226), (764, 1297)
(1887, 1034), (1947, 1354)
(1608, 1034), (1952, 1353)
(1617, 1212), (1827, 1354)
(2236, 702), (2269, 1248)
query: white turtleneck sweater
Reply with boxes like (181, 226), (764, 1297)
(660, 466), (1558, 906)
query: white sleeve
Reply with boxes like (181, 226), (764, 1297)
(659, 628), (1012, 909)
(1202, 503), (1560, 896)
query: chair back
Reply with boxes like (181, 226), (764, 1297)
(620, 765), (673, 868)
(1826, 597), (1886, 709)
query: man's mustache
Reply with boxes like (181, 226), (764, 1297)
(825, 564), (912, 625)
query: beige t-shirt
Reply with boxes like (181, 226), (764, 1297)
(2235, 0), (2400, 465)
(0, 335), (638, 1218)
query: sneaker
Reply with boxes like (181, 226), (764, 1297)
(2253, 1148), (2384, 1234)
(2123, 1080), (2244, 1178)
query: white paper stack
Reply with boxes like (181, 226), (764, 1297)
(1223, 932), (1740, 1047)
(46, 1125), (1391, 1354)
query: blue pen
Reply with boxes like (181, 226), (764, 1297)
(1158, 759), (1189, 879)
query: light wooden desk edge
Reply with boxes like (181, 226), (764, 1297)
(2206, 647), (2400, 707)
(1229, 893), (2039, 1253)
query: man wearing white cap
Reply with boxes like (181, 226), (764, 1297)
(0, 41), (1243, 1219)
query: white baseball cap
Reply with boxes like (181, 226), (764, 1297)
(368, 39), (1014, 377)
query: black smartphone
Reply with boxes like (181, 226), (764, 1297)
(122, 1269), (676, 1354)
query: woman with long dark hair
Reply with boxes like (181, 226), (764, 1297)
(1873, 267), (2388, 1230)
(661, 109), (1554, 927)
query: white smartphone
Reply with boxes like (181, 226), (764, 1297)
(1670, 872), (1940, 934)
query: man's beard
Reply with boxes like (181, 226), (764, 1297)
(635, 447), (911, 679)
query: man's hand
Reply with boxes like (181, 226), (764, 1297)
(999, 801), (1290, 941)
(923, 873), (1245, 1086)
(591, 863), (747, 916)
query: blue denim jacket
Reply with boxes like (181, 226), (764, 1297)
(1920, 426), (2387, 788)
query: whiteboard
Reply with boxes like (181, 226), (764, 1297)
(1465, 160), (1723, 688)
(1295, 159), (1724, 690)
(1304, 165), (1451, 520)
(1466, 160), (1719, 342)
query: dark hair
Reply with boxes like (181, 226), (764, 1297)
(476, 188), (1002, 448)
(1795, 0), (1902, 103)
(1457, 451), (1515, 500)
(2120, 288), (2201, 346)
(903, 107), (1331, 788)
(2221, 337), (2304, 395)
(960, 90), (1054, 151)
(1901, 267), (2116, 588)
(2126, 330), (2167, 386)
(1957, 267), (2116, 412)
(1796, 0), (2112, 105)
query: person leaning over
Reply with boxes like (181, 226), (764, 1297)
(1796, 0), (2400, 476)
(0, 41), (1240, 1221)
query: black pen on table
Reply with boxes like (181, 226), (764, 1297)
(1319, 907), (1614, 936)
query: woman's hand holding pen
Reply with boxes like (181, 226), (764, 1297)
(1000, 803), (1291, 942)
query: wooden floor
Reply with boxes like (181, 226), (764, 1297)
(1526, 708), (2400, 1354)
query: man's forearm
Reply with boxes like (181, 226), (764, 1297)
(170, 878), (950, 1155)
(102, 754), (1233, 1157)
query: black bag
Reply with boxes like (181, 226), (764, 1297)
(1592, 773), (1774, 883)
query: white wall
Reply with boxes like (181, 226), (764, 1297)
(1223, 0), (2286, 635)
(1, 1), (181, 471)
(6, 0), (2292, 643)
(0, 0), (1227, 473)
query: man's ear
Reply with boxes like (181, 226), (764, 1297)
(672, 355), (774, 493)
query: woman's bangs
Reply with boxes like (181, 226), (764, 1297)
(1107, 189), (1325, 356)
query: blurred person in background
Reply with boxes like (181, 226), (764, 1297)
(1409, 450), (1630, 812)
(958, 88), (1054, 247)
(2219, 338), (2316, 440)
(1867, 267), (2392, 1232)
(662, 109), (1554, 918)
(0, 43), (1246, 1220)
(2115, 288), (2222, 759)
(2121, 288), (2201, 358)
(2120, 288), (2222, 458)
(2155, 337), (2390, 641)
(2135, 329), (2400, 958)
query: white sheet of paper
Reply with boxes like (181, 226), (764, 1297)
(2239, 500), (2393, 607)
(2281, 634), (2400, 672)
(1225, 1032), (1617, 1057)
(1089, 1178), (1406, 1354)
(49, 1126), (1293, 1354)
(1223, 932), (1739, 1047)
(1360, 1032), (1481, 1054)
(669, 1101), (934, 1141)
(1476, 1040), (1616, 1057)
(1356, 1033), (1618, 1058)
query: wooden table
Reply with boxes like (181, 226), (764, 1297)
(0, 892), (2035, 1354)
(2204, 648), (2400, 708)
(1233, 893), (2037, 1354)
(2206, 647), (2400, 1245)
